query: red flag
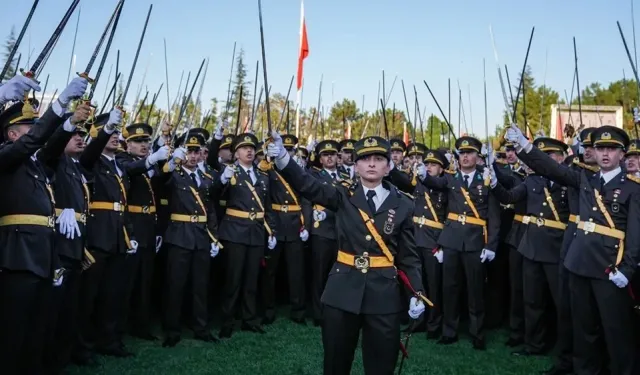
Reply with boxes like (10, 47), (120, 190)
(296, 1), (309, 91)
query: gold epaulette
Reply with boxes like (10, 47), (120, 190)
(444, 169), (456, 175)
(627, 174), (640, 184)
(257, 160), (273, 172)
(572, 158), (600, 173)
(495, 159), (508, 165)
(398, 189), (415, 200)
(312, 166), (321, 172)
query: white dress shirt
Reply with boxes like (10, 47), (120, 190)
(183, 166), (201, 187)
(600, 166), (622, 185)
(102, 154), (123, 176)
(363, 183), (389, 211)
(324, 168), (340, 181)
(240, 164), (257, 185)
(343, 165), (354, 179)
(461, 170), (476, 188)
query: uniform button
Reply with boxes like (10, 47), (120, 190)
(543, 202), (547, 206)
(539, 213), (544, 216)
(365, 235), (372, 241)
(336, 268), (340, 272)
(424, 206), (428, 209)
(589, 218), (594, 222)
(464, 202), (468, 205)
(593, 207), (597, 211)
(252, 198), (255, 201)
(35, 175), (38, 178)
(285, 200), (289, 204)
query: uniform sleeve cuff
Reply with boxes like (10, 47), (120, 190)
(275, 153), (290, 170)
(51, 100), (65, 117)
(62, 118), (76, 132)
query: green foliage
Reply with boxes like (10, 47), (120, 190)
(225, 48), (252, 132)
(1, 27), (17, 80)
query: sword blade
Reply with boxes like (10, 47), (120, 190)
(0, 0), (39, 82)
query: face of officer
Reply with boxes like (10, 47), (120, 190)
(184, 147), (200, 169)
(105, 132), (120, 153)
(320, 151), (337, 169)
(235, 145), (255, 167)
(65, 132), (86, 156)
(458, 150), (478, 172)
(391, 150), (404, 165)
(219, 147), (232, 164)
(202, 147), (209, 160)
(341, 150), (353, 165)
(287, 148), (296, 157)
(356, 154), (390, 186)
(595, 146), (624, 172)
(546, 151), (565, 164)
(583, 146), (596, 164)
(426, 162), (443, 177)
(625, 155), (639, 173)
(127, 138), (150, 158)
(6, 124), (32, 142)
(408, 154), (423, 165)
(506, 149), (518, 164)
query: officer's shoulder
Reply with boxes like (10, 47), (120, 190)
(626, 173), (640, 185)
(389, 184), (414, 201)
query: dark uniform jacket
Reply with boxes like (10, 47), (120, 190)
(493, 162), (527, 248)
(278, 158), (423, 315)
(39, 130), (91, 262)
(212, 163), (276, 246)
(421, 166), (501, 252)
(0, 107), (65, 278)
(116, 153), (158, 249)
(493, 174), (569, 264)
(79, 129), (135, 254)
(519, 146), (640, 280)
(306, 168), (342, 240)
(388, 167), (448, 251)
(268, 168), (306, 242)
(163, 166), (218, 251)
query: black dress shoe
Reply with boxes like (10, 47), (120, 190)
(219, 326), (233, 339)
(291, 317), (307, 326)
(437, 336), (458, 345)
(194, 333), (220, 343)
(162, 336), (181, 348)
(313, 319), (322, 327)
(472, 338), (486, 351)
(97, 345), (134, 357)
(505, 337), (524, 347)
(262, 316), (276, 325)
(541, 365), (573, 375)
(132, 331), (159, 341)
(241, 323), (266, 334)
(512, 349), (541, 357)
(426, 330), (441, 340)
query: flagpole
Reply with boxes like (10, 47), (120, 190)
(295, 0), (308, 139)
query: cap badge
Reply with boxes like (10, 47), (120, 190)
(461, 140), (469, 147)
(135, 128), (144, 135)
(601, 132), (612, 140)
(538, 142), (545, 149)
(364, 138), (378, 147)
(244, 136), (252, 142)
(189, 136), (198, 144)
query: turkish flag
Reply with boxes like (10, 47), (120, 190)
(296, 1), (309, 91)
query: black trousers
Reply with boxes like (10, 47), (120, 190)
(128, 246), (155, 335)
(261, 239), (306, 320)
(43, 257), (83, 373)
(163, 245), (210, 338)
(78, 250), (127, 352)
(117, 250), (140, 341)
(442, 247), (485, 339)
(522, 257), (559, 353)
(485, 241), (510, 328)
(220, 241), (263, 327)
(0, 271), (50, 375)
(554, 262), (573, 371)
(310, 235), (338, 321)
(569, 272), (638, 375)
(419, 246), (443, 334)
(508, 245), (525, 341)
(322, 305), (401, 375)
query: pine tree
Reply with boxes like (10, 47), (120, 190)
(227, 48), (252, 133)
(1, 27), (17, 80)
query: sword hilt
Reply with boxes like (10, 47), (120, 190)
(77, 72), (95, 84)
(20, 69), (40, 85)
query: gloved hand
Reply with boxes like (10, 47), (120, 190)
(505, 123), (530, 149)
(127, 240), (139, 255)
(480, 248), (496, 263)
(58, 77), (88, 107)
(313, 209), (326, 222)
(220, 164), (235, 184)
(416, 163), (427, 180)
(609, 270), (629, 288)
(210, 242), (220, 258)
(104, 108), (123, 134)
(267, 236), (277, 250)
(56, 208), (81, 240)
(267, 131), (287, 160)
(634, 107), (640, 124)
(0, 75), (41, 105)
(433, 249), (443, 263)
(155, 236), (163, 253)
(300, 229), (309, 242)
(214, 120), (226, 140)
(53, 268), (65, 287)
(306, 139), (318, 153)
(171, 147), (187, 164)
(408, 297), (426, 319)
(147, 145), (171, 166)
(489, 165), (498, 188)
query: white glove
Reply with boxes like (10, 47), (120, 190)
(489, 165), (498, 188)
(505, 123), (530, 149)
(306, 139), (318, 153)
(300, 229), (309, 242)
(147, 145), (170, 166)
(268, 236), (277, 250)
(434, 249), (443, 264)
(481, 144), (487, 156)
(268, 131), (288, 160)
(609, 271), (629, 288)
(220, 165), (235, 184)
(155, 236), (163, 253)
(408, 297), (426, 319)
(0, 75), (41, 105)
(56, 208), (81, 240)
(214, 120), (225, 140)
(480, 248), (496, 263)
(104, 108), (123, 134)
(416, 163), (426, 180)
(210, 242), (220, 258)
(53, 269), (65, 287)
(58, 77), (88, 107)
(172, 147), (187, 162)
(634, 107), (640, 124)
(127, 240), (139, 255)
(313, 209), (327, 222)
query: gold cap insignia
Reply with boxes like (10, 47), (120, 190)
(325, 143), (333, 149)
(601, 132), (612, 140)
(22, 102), (35, 119)
(225, 136), (233, 142)
(427, 152), (434, 158)
(538, 142), (545, 149)
(189, 136), (198, 144)
(631, 143), (638, 151)
(363, 138), (378, 147)
(135, 128), (144, 135)
(461, 140), (469, 147)
(347, 142), (353, 148)
(393, 142), (399, 147)
(585, 133), (592, 142)
(244, 136), (252, 142)
(284, 138), (294, 145)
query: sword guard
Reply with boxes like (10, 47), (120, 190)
(20, 69), (40, 85)
(77, 72), (95, 84)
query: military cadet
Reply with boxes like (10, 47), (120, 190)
(490, 137), (570, 357)
(297, 146), (309, 168)
(77, 107), (138, 358)
(267, 132), (426, 375)
(218, 133), (235, 165)
(255, 141), (265, 164)
(389, 146), (449, 340)
(389, 137), (407, 168)
(116, 123), (170, 341)
(261, 134), (309, 325)
(507, 124), (639, 375)
(161, 132), (221, 347)
(338, 139), (356, 180)
(0, 75), (87, 374)
(307, 140), (343, 326)
(215, 132), (277, 338)
(38, 103), (93, 371)
(418, 136), (501, 350)
(625, 139), (640, 175)
(193, 128), (213, 174)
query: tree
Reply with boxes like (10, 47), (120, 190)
(1, 27), (17, 80)
(226, 48), (252, 132)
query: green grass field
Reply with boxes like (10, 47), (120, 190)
(67, 319), (552, 375)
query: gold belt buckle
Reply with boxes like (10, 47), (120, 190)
(536, 217), (545, 227)
(142, 206), (150, 214)
(190, 215), (199, 223)
(354, 252), (370, 273)
(419, 217), (426, 226)
(457, 214), (467, 225)
(249, 212), (257, 220)
(522, 216), (531, 225)
(113, 202), (121, 211)
(47, 216), (55, 228)
(282, 205), (289, 213)
(583, 221), (596, 234)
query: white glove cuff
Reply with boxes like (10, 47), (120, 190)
(52, 100), (65, 117)
(62, 118), (77, 132)
(275, 152), (290, 170)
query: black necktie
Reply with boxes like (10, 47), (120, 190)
(331, 172), (337, 181)
(366, 190), (377, 215)
(600, 176), (606, 190)
(190, 172), (198, 186)
(463, 174), (470, 188)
